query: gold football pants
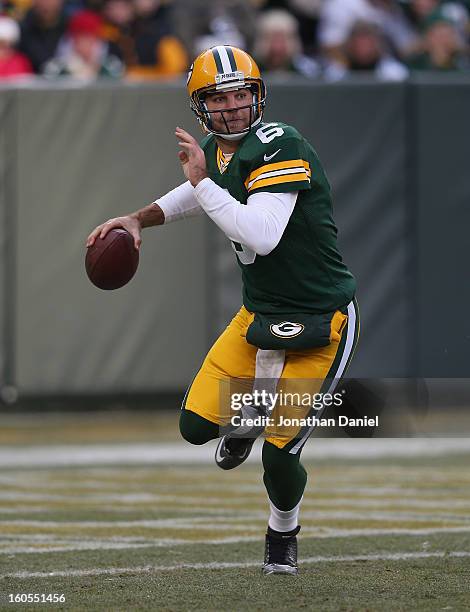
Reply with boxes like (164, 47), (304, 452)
(183, 300), (359, 454)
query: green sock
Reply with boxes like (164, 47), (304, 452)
(179, 409), (219, 445)
(262, 441), (307, 511)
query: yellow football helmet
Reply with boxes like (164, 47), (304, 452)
(187, 46), (267, 140)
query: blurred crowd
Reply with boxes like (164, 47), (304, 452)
(0, 0), (469, 81)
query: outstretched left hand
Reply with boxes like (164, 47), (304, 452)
(175, 127), (208, 187)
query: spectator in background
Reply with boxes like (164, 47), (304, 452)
(400, 0), (469, 56)
(126, 0), (187, 80)
(44, 9), (123, 78)
(18, 0), (68, 73)
(318, 0), (416, 61)
(101, 0), (186, 79)
(101, 0), (135, 64)
(258, 0), (324, 56)
(0, 15), (33, 77)
(171, 0), (257, 58)
(253, 9), (320, 77)
(406, 9), (470, 69)
(325, 19), (408, 80)
(402, 0), (468, 32)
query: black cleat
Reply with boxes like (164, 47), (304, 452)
(215, 435), (256, 470)
(263, 525), (300, 575)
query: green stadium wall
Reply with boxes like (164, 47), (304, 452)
(0, 77), (468, 401)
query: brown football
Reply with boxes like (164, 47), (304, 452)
(85, 228), (139, 290)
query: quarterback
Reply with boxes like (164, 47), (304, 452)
(87, 46), (359, 575)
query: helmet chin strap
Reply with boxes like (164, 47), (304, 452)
(203, 97), (263, 140)
(213, 131), (247, 142)
(211, 115), (263, 140)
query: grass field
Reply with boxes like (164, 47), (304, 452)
(0, 410), (469, 611)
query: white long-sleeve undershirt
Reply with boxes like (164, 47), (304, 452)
(155, 179), (298, 256)
(154, 181), (203, 223)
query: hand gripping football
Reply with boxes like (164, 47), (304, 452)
(85, 228), (139, 290)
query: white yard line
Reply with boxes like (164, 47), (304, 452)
(5, 525), (470, 544)
(301, 497), (470, 509)
(1, 506), (468, 529)
(2, 550), (470, 579)
(1, 438), (470, 467)
(313, 487), (470, 498)
(0, 537), (261, 555)
(0, 492), (247, 505)
(2, 492), (470, 510)
(3, 481), (469, 500)
(2, 527), (470, 556)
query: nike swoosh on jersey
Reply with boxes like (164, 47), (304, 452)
(263, 149), (282, 162)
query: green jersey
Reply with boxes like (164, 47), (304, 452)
(202, 122), (356, 314)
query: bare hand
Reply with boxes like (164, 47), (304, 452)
(175, 127), (208, 187)
(86, 214), (142, 250)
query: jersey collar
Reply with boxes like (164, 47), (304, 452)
(216, 146), (234, 174)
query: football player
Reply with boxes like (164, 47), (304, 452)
(87, 46), (359, 575)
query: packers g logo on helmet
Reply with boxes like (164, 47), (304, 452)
(187, 46), (267, 141)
